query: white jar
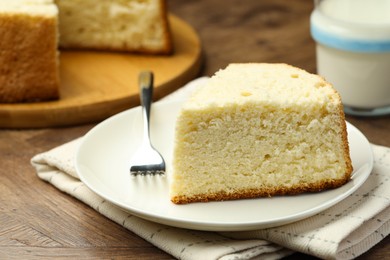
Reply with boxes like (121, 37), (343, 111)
(311, 0), (390, 116)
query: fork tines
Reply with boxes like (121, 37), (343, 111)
(130, 164), (165, 176)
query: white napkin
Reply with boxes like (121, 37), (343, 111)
(31, 78), (390, 260)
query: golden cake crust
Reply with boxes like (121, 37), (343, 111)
(336, 93), (354, 181)
(171, 176), (351, 204)
(0, 13), (59, 103)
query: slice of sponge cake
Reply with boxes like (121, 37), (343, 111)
(170, 63), (353, 204)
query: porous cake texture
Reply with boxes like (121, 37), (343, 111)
(170, 63), (353, 204)
(55, 0), (172, 54)
(0, 0), (59, 103)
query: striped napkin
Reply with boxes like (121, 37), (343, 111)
(31, 77), (390, 260)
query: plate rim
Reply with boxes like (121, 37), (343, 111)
(76, 100), (374, 231)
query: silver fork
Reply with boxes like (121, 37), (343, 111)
(129, 71), (166, 176)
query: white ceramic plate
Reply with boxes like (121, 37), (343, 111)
(76, 101), (374, 231)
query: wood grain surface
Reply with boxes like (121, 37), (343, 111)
(1, 0), (389, 259)
(0, 15), (202, 128)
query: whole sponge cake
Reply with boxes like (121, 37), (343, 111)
(0, 0), (172, 103)
(55, 0), (172, 54)
(0, 0), (59, 103)
(170, 63), (353, 204)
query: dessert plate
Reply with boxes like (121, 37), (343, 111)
(76, 101), (374, 231)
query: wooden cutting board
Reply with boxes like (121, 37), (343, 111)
(0, 15), (202, 129)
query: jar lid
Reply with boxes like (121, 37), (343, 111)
(310, 6), (390, 52)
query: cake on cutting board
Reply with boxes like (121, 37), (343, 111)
(0, 0), (60, 103)
(0, 0), (172, 103)
(170, 63), (353, 204)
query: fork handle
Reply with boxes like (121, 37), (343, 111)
(138, 71), (154, 141)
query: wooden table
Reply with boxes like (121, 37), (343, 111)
(1, 0), (389, 259)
